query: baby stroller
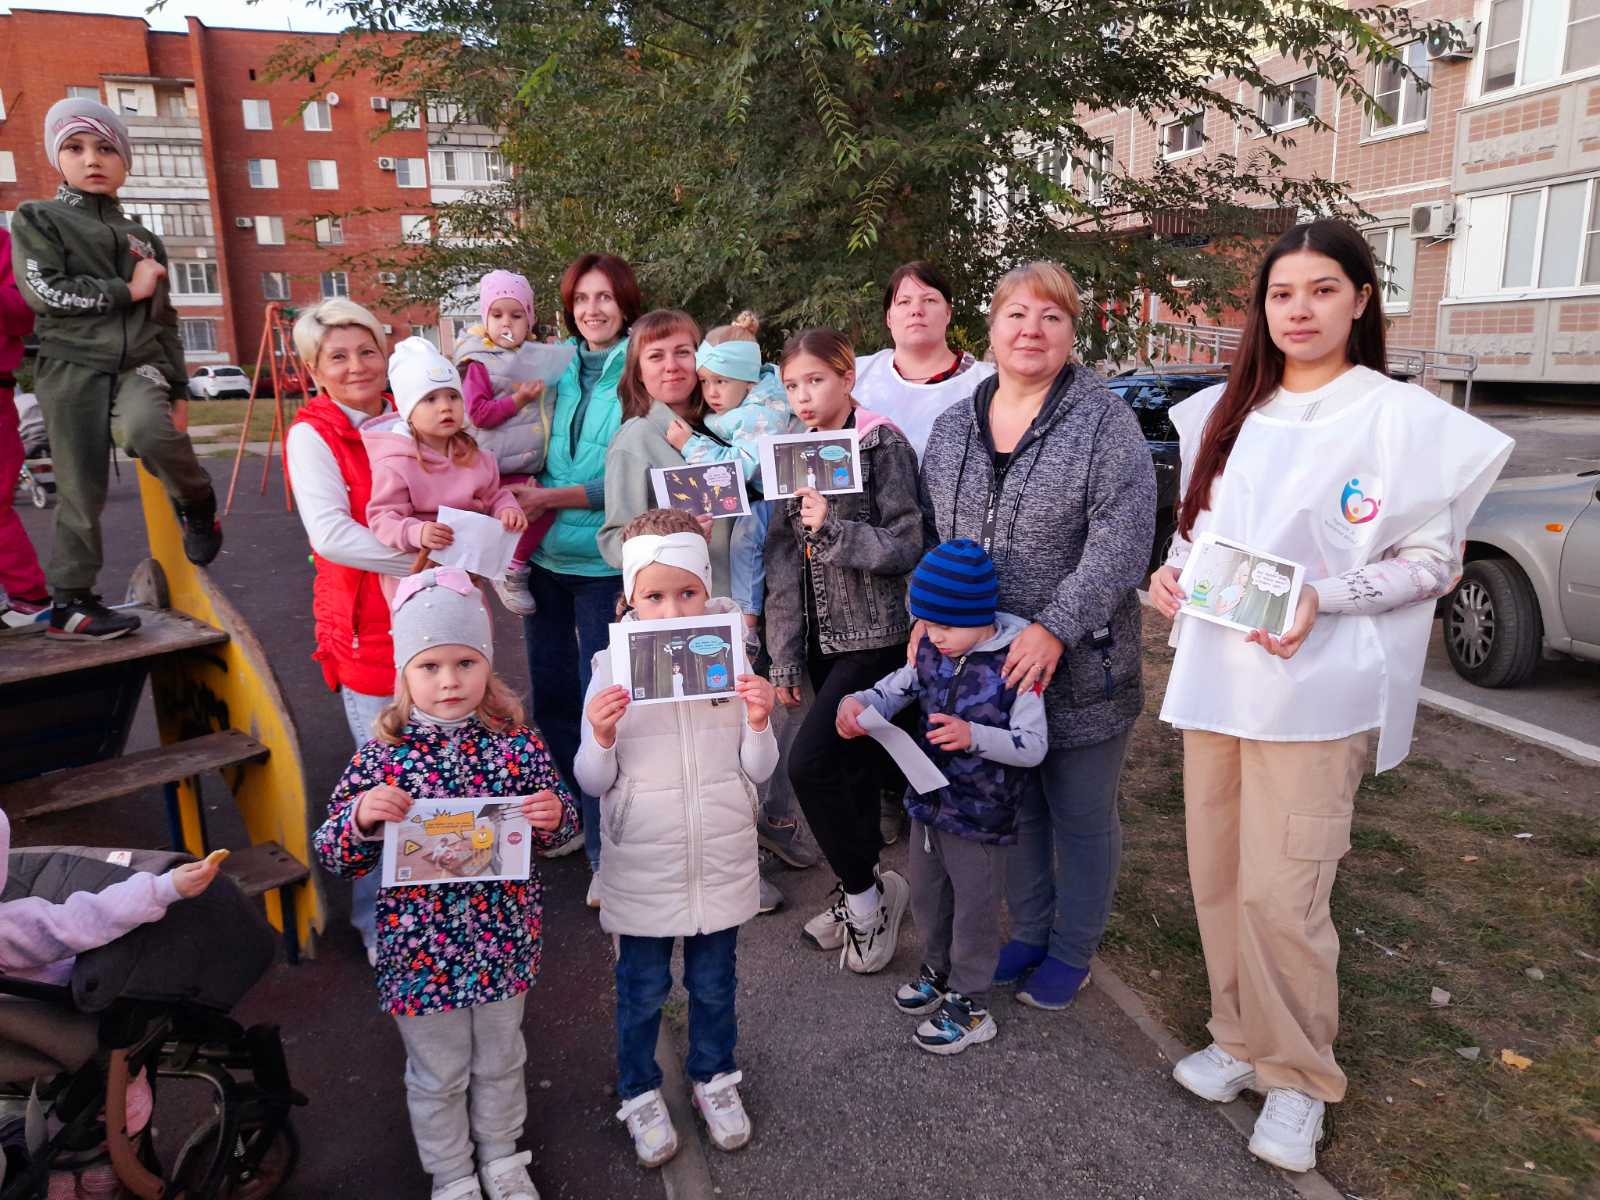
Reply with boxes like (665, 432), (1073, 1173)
(0, 843), (304, 1199)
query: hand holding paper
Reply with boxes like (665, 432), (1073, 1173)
(430, 505), (520, 579)
(856, 707), (949, 795)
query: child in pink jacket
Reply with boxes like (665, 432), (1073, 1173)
(363, 337), (528, 604)
(0, 228), (48, 623)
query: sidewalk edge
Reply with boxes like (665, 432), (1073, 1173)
(1416, 686), (1600, 767)
(1090, 956), (1346, 1200)
(654, 1022), (717, 1200)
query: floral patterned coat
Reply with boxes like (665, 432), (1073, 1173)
(313, 717), (579, 1017)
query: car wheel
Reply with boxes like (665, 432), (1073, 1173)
(1443, 558), (1542, 688)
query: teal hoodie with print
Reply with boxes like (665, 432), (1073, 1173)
(533, 337), (628, 577)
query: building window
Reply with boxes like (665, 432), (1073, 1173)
(242, 98), (272, 130)
(426, 100), (462, 125)
(116, 87), (140, 116)
(428, 150), (504, 184)
(1362, 226), (1418, 312)
(180, 319), (217, 353)
(1459, 177), (1600, 294)
(1484, 0), (1600, 94)
(247, 158), (278, 188)
(1260, 77), (1317, 130)
(254, 216), (285, 245)
(170, 261), (220, 295)
(129, 142), (205, 180)
(391, 100), (421, 129)
(303, 100), (333, 132)
(1161, 112), (1206, 158)
(124, 201), (214, 239)
(395, 157), (427, 188)
(308, 159), (339, 189)
(0, 212), (12, 231)
(164, 93), (189, 120)
(1371, 42), (1430, 135)
(400, 214), (431, 242)
(321, 271), (349, 299)
(262, 272), (291, 300)
(314, 217), (344, 245)
(0, 153), (14, 185)
(67, 85), (100, 101)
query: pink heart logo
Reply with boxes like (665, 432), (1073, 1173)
(1341, 478), (1381, 525)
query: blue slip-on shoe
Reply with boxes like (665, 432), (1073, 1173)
(1015, 956), (1092, 1010)
(992, 939), (1048, 988)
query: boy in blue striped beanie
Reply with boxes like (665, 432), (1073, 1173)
(836, 538), (1047, 1055)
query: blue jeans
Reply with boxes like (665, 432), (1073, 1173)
(615, 928), (739, 1101)
(341, 685), (391, 951)
(1006, 728), (1132, 969)
(522, 564), (621, 871)
(729, 500), (772, 617)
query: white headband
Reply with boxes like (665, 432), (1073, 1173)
(622, 531), (712, 603)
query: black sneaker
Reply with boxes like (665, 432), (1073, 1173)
(49, 596), (142, 641)
(175, 487), (223, 565)
(914, 991), (997, 1056)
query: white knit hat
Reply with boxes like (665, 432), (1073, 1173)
(391, 568), (493, 671)
(387, 336), (461, 421)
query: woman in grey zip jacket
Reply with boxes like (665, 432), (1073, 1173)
(918, 261), (1156, 1010)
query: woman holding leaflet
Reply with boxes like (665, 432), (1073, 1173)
(1149, 220), (1511, 1174)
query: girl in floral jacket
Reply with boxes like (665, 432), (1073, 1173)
(314, 567), (578, 1200)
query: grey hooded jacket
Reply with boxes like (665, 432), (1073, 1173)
(919, 362), (1157, 749)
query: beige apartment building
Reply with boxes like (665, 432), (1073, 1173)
(1071, 0), (1600, 399)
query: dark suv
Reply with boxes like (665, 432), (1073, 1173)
(1104, 366), (1229, 573)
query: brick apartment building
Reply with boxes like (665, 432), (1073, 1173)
(1064, 0), (1600, 399)
(0, 6), (488, 376)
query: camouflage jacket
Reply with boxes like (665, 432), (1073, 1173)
(848, 612), (1048, 844)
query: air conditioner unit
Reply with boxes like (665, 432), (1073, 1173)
(325, 91), (341, 107)
(376, 156), (396, 171)
(370, 96), (390, 111)
(1426, 19), (1477, 61)
(382, 323), (394, 334)
(1410, 200), (1457, 239)
(377, 271), (398, 284)
(234, 216), (255, 229)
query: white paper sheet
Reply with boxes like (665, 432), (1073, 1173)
(430, 505), (519, 579)
(857, 707), (949, 795)
(381, 797), (532, 888)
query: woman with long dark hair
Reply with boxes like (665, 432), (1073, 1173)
(1148, 220), (1511, 1173)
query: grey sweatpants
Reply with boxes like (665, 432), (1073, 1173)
(393, 993), (527, 1188)
(908, 819), (1006, 1007)
(35, 358), (211, 599)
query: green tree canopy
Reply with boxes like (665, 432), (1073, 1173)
(278, 0), (1430, 359)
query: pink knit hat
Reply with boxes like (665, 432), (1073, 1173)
(479, 270), (535, 326)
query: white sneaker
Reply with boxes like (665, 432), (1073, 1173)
(1249, 1087), (1324, 1173)
(1173, 1043), (1256, 1103)
(692, 1070), (752, 1151)
(432, 1176), (484, 1200)
(538, 829), (584, 859)
(479, 1151), (538, 1200)
(841, 869), (910, 975)
(493, 568), (538, 616)
(802, 885), (849, 951)
(586, 874), (602, 910)
(616, 1089), (679, 1168)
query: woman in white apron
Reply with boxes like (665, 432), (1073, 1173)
(1148, 220), (1511, 1174)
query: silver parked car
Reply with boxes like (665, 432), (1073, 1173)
(1443, 470), (1600, 687)
(187, 365), (251, 400)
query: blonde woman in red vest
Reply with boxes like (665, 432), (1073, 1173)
(287, 299), (413, 963)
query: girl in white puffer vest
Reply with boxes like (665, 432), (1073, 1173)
(574, 508), (777, 1171)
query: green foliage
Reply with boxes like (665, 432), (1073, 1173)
(275, 0), (1430, 358)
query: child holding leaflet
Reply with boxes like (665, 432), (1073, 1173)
(662, 313), (796, 646)
(763, 329), (925, 976)
(313, 567), (578, 1200)
(575, 509), (777, 1168)
(453, 271), (565, 615)
(836, 539), (1047, 1054)
(364, 338), (528, 604)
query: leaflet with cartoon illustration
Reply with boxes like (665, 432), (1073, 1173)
(1176, 533), (1305, 639)
(381, 798), (533, 887)
(757, 429), (863, 499)
(650, 462), (751, 519)
(608, 611), (746, 706)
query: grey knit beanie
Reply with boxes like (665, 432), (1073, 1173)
(390, 568), (494, 672)
(43, 98), (132, 169)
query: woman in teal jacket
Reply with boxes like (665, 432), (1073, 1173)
(523, 253), (641, 882)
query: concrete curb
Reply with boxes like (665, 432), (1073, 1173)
(1416, 685), (1600, 767)
(1090, 957), (1347, 1200)
(653, 1024), (717, 1200)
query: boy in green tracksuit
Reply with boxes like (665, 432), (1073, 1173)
(13, 98), (221, 641)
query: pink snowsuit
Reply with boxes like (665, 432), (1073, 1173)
(0, 229), (47, 604)
(361, 414), (518, 599)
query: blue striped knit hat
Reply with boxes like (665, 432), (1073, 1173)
(908, 539), (998, 628)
